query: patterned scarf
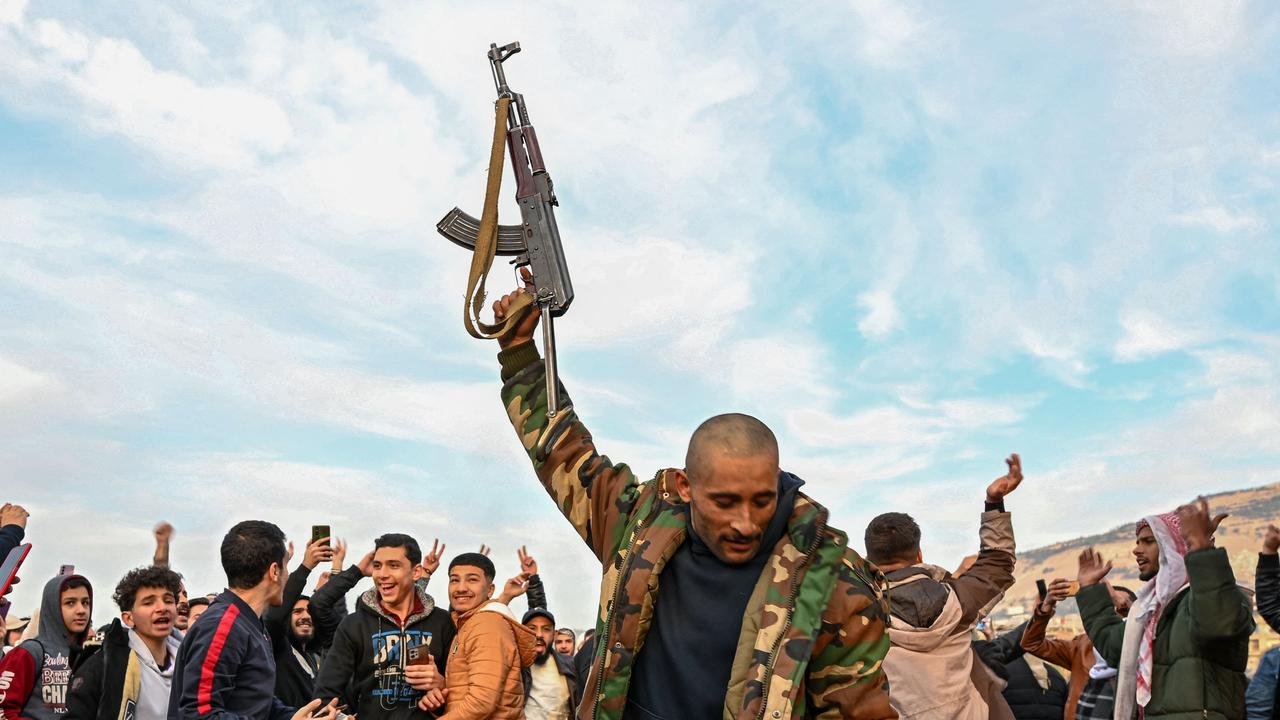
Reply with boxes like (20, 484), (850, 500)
(1132, 512), (1189, 717)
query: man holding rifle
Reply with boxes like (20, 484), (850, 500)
(481, 280), (895, 720)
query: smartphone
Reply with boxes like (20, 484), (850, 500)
(1, 544), (32, 598)
(406, 640), (433, 667)
(1035, 579), (1048, 601)
(311, 525), (331, 545)
(59, 563), (75, 576)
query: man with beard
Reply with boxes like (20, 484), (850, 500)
(0, 571), (93, 719)
(1077, 497), (1253, 719)
(552, 630), (575, 658)
(266, 537), (334, 708)
(521, 608), (578, 720)
(66, 566), (183, 720)
(184, 598), (210, 630)
(312, 534), (454, 720)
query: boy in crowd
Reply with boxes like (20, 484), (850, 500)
(313, 534), (454, 720)
(0, 572), (94, 719)
(418, 553), (537, 719)
(65, 566), (183, 720)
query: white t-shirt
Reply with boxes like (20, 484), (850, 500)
(524, 655), (571, 720)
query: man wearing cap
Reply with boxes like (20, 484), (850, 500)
(521, 606), (579, 720)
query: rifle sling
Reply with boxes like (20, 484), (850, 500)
(464, 95), (535, 340)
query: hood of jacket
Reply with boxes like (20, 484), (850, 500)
(885, 569), (964, 653)
(355, 583), (437, 627)
(36, 573), (93, 655)
(456, 600), (539, 668)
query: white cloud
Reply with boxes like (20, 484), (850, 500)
(1114, 309), (1202, 361)
(1172, 205), (1261, 233)
(0, 355), (52, 404)
(857, 288), (900, 338)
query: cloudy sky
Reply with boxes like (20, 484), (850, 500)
(3, 1), (1278, 628)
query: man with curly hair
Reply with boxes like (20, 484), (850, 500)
(66, 565), (184, 720)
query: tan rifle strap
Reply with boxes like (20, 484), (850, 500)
(464, 95), (535, 340)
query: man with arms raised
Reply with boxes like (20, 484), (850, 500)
(169, 520), (337, 720)
(1076, 497), (1252, 719)
(487, 283), (894, 719)
(312, 534), (454, 720)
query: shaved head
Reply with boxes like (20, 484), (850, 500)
(685, 413), (779, 481)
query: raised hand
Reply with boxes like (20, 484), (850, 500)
(154, 521), (175, 544)
(1264, 524), (1280, 555)
(1, 504), (29, 529)
(1039, 578), (1073, 613)
(331, 538), (347, 571)
(492, 268), (541, 350)
(356, 550), (375, 578)
(498, 574), (529, 604)
(985, 454), (1023, 503)
(517, 545), (538, 577)
(315, 571), (332, 590)
(422, 539), (446, 576)
(1077, 547), (1113, 587)
(1177, 496), (1221, 552)
(302, 537), (335, 570)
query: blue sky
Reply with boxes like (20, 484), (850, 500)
(2, 1), (1278, 628)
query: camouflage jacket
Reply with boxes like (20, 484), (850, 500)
(499, 343), (897, 720)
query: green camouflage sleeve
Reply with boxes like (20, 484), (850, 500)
(806, 554), (897, 719)
(499, 342), (644, 564)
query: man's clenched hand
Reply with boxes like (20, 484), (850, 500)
(0, 504), (29, 530)
(493, 269), (541, 350)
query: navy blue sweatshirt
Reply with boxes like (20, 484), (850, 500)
(169, 590), (293, 720)
(0, 522), (24, 566)
(624, 472), (802, 720)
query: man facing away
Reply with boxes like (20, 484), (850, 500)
(487, 281), (895, 719)
(66, 566), (183, 720)
(0, 571), (93, 719)
(169, 520), (337, 720)
(1076, 497), (1253, 720)
(312, 534), (454, 720)
(862, 456), (1022, 720)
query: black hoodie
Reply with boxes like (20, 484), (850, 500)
(312, 585), (455, 720)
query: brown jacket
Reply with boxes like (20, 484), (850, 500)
(441, 601), (539, 720)
(1019, 606), (1094, 720)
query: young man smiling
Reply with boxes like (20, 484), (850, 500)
(313, 534), (454, 720)
(66, 566), (183, 720)
(0, 571), (93, 719)
(416, 553), (536, 720)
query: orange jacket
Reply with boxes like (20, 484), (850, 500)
(440, 601), (539, 720)
(1019, 606), (1095, 720)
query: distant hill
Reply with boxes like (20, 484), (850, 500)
(993, 481), (1280, 671)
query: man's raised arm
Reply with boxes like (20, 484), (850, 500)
(946, 454), (1021, 625)
(493, 283), (644, 564)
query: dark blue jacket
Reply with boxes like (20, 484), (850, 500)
(168, 590), (293, 720)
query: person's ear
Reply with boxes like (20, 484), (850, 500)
(487, 581), (496, 599)
(121, 610), (135, 629)
(916, 549), (923, 564)
(675, 469), (693, 503)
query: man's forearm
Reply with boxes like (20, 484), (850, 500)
(950, 507), (1016, 624)
(499, 342), (643, 564)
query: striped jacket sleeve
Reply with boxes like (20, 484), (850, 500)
(173, 606), (252, 720)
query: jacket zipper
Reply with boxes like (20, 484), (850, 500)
(591, 477), (673, 720)
(754, 519), (826, 720)
(591, 519), (642, 720)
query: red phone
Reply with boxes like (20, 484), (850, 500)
(1, 544), (32, 598)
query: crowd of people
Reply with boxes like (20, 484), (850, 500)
(0, 281), (1276, 720)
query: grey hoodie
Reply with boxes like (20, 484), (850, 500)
(0, 574), (94, 720)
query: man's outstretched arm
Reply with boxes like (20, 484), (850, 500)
(947, 454), (1021, 626)
(493, 285), (645, 564)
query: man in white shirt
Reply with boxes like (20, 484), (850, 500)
(520, 608), (579, 720)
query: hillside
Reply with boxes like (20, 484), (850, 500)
(993, 481), (1280, 670)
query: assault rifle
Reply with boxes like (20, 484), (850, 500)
(437, 41), (574, 417)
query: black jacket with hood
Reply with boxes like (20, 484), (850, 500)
(312, 585), (455, 720)
(265, 564), (329, 708)
(0, 574), (94, 720)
